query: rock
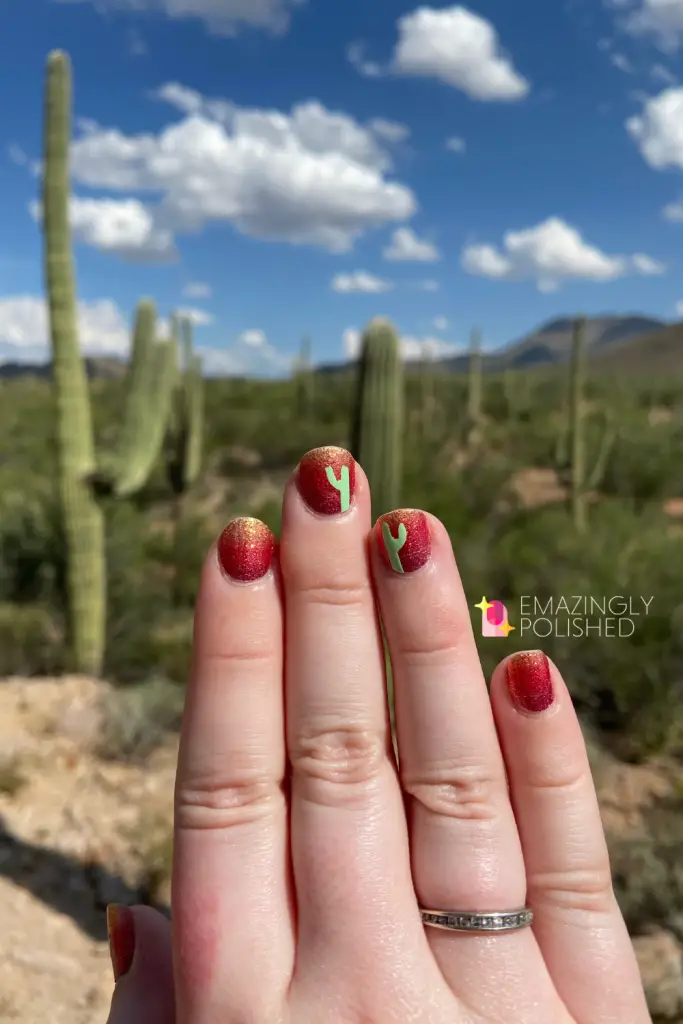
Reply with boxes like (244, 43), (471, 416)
(633, 928), (683, 1019)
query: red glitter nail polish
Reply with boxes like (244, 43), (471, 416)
(506, 651), (554, 713)
(106, 904), (135, 983)
(217, 517), (275, 583)
(297, 446), (356, 516)
(376, 509), (431, 574)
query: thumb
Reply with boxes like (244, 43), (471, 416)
(106, 904), (175, 1024)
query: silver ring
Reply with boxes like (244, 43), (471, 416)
(420, 907), (533, 933)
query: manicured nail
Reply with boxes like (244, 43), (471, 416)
(506, 651), (554, 714)
(376, 509), (431, 574)
(297, 446), (356, 516)
(106, 904), (135, 983)
(217, 517), (276, 582)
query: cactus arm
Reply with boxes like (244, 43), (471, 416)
(325, 464), (350, 512)
(106, 299), (175, 497)
(113, 332), (179, 497)
(43, 50), (106, 675)
(382, 521), (407, 573)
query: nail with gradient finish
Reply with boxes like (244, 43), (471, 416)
(376, 509), (431, 574)
(297, 446), (356, 516)
(506, 650), (554, 714)
(106, 904), (135, 983)
(217, 517), (276, 583)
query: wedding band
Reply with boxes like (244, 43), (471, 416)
(420, 907), (533, 933)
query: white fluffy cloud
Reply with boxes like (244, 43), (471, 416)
(625, 0), (683, 51)
(183, 282), (212, 298)
(0, 295), (130, 362)
(346, 41), (383, 78)
(52, 0), (306, 36)
(433, 316), (448, 330)
(663, 196), (683, 219)
(331, 271), (394, 293)
(392, 5), (529, 100)
(191, 329), (290, 378)
(63, 86), (415, 257)
(461, 217), (666, 290)
(627, 87), (683, 168)
(367, 118), (411, 143)
(342, 325), (458, 361)
(445, 136), (466, 152)
(383, 226), (440, 262)
(31, 197), (176, 261)
(176, 307), (215, 326)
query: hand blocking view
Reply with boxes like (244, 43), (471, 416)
(105, 446), (651, 1024)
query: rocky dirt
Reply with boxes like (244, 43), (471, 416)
(1, 674), (683, 1022)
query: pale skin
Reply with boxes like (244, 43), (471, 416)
(107, 461), (651, 1024)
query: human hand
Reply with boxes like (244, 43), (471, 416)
(106, 447), (651, 1023)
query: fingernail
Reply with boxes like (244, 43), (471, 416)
(106, 904), (135, 983)
(506, 651), (554, 714)
(376, 509), (431, 574)
(296, 446), (356, 516)
(217, 517), (276, 582)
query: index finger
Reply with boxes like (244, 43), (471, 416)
(172, 518), (293, 1022)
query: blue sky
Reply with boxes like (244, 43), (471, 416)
(2, 0), (683, 374)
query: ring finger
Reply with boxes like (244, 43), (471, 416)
(371, 509), (565, 1022)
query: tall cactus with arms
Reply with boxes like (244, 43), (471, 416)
(42, 51), (181, 674)
(350, 317), (404, 520)
(43, 50), (106, 676)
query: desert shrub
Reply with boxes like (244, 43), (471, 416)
(0, 602), (64, 676)
(95, 675), (186, 762)
(609, 796), (683, 939)
(601, 424), (683, 505)
(0, 472), (65, 605)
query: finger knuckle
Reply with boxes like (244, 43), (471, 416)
(402, 761), (505, 822)
(290, 725), (385, 790)
(394, 606), (470, 669)
(175, 775), (285, 831)
(296, 580), (372, 610)
(528, 867), (616, 915)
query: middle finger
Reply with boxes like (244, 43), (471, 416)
(280, 449), (428, 1000)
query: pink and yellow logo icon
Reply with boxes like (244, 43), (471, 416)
(475, 596), (515, 637)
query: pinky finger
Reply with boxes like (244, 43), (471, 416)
(106, 905), (175, 1024)
(490, 651), (650, 1024)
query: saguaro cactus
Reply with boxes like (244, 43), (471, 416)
(350, 317), (404, 519)
(43, 50), (106, 676)
(165, 315), (204, 497)
(294, 335), (314, 418)
(569, 316), (587, 532)
(43, 51), (182, 674)
(165, 315), (204, 603)
(467, 327), (483, 428)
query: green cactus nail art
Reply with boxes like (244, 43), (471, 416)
(325, 464), (351, 512)
(382, 520), (407, 573)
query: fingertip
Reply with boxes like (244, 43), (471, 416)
(106, 905), (175, 1024)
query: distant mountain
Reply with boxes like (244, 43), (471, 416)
(439, 314), (668, 372)
(0, 314), (677, 382)
(594, 319), (683, 374)
(0, 356), (127, 380)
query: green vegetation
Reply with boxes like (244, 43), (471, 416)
(3, 52), (683, 1004)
